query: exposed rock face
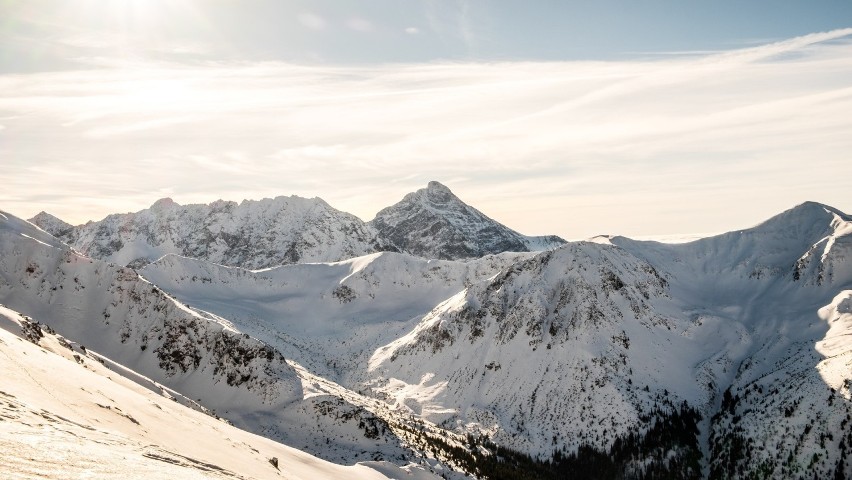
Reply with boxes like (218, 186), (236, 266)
(369, 181), (564, 260)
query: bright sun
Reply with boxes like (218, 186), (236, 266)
(108, 0), (160, 22)
(65, 0), (202, 56)
(86, 0), (188, 31)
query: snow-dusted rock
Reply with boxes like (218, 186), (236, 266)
(28, 211), (74, 238)
(30, 182), (565, 269)
(370, 181), (564, 260)
(32, 196), (387, 269)
(139, 250), (535, 382)
(367, 201), (852, 477)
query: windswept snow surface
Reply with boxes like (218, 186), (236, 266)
(0, 305), (436, 480)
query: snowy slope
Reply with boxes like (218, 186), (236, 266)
(370, 181), (565, 260)
(368, 244), (698, 454)
(610, 201), (852, 287)
(367, 202), (852, 477)
(0, 210), (473, 470)
(139, 250), (534, 383)
(0, 305), (437, 480)
(607, 201), (852, 478)
(31, 196), (386, 269)
(0, 209), (304, 424)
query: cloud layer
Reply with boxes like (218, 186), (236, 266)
(2, 30), (851, 238)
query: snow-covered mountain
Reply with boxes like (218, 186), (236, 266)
(0, 304), (436, 480)
(0, 209), (301, 423)
(0, 210), (475, 474)
(32, 196), (386, 269)
(367, 201), (852, 478)
(369, 181), (565, 260)
(138, 250), (534, 384)
(8, 200), (852, 479)
(29, 182), (564, 269)
(28, 211), (73, 238)
(369, 243), (703, 474)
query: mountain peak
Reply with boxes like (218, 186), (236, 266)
(370, 183), (564, 259)
(150, 197), (179, 211)
(30, 210), (68, 225)
(426, 180), (452, 193)
(786, 201), (848, 220)
(750, 201), (846, 238)
(48, 194), (379, 269)
(420, 181), (460, 207)
(28, 211), (74, 237)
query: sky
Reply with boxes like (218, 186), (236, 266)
(1, 0), (851, 240)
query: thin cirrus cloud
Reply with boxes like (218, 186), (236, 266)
(296, 12), (373, 33)
(346, 17), (374, 32)
(297, 12), (327, 30)
(1, 30), (851, 239)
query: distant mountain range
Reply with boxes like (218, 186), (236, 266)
(4, 191), (852, 479)
(30, 181), (565, 269)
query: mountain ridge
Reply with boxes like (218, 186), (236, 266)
(29, 182), (565, 269)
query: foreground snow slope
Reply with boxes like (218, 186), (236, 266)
(0, 305), (436, 480)
(0, 209), (303, 427)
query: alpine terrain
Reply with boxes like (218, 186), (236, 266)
(30, 182), (565, 269)
(3, 186), (852, 480)
(369, 181), (565, 260)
